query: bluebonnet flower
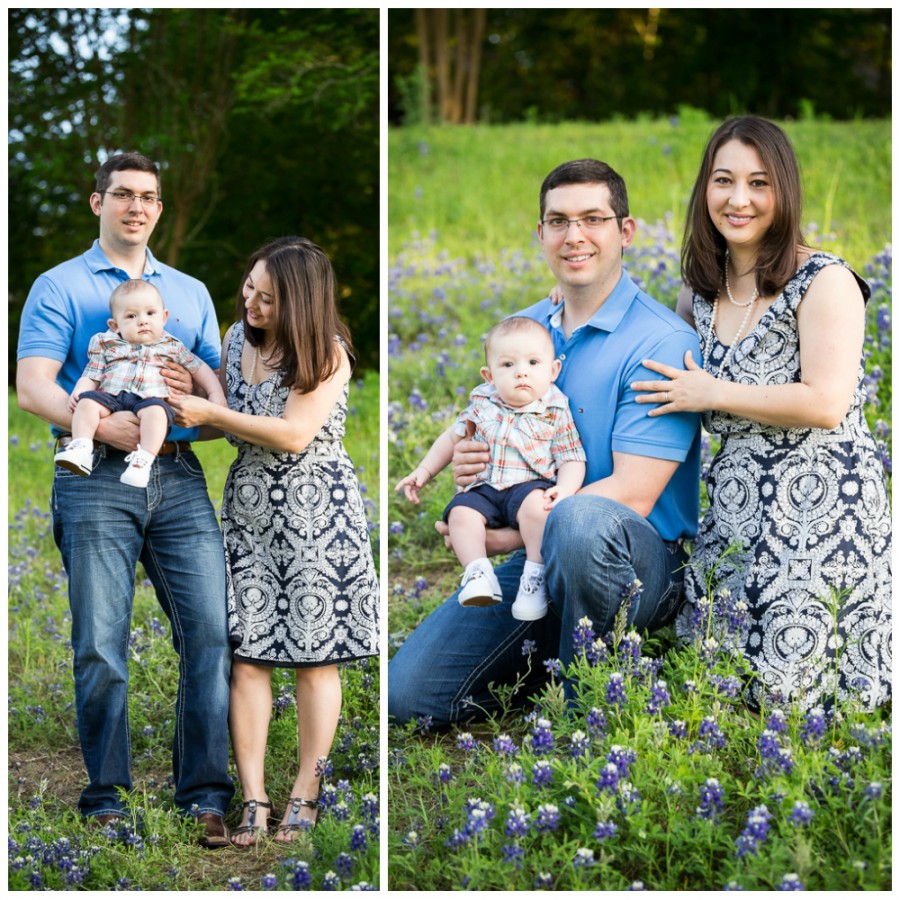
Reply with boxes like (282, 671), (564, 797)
(777, 874), (805, 891)
(735, 805), (772, 858)
(864, 782), (883, 800)
(335, 852), (354, 878)
(710, 674), (743, 701)
(415, 715), (433, 734)
(530, 718), (555, 755)
(502, 843), (525, 868)
(456, 732), (477, 752)
(521, 639), (537, 656)
(596, 762), (620, 794)
(668, 719), (687, 740)
(646, 679), (671, 714)
(618, 630), (643, 666)
(226, 877), (244, 891)
(724, 881), (745, 891)
(464, 798), (495, 839)
(697, 777), (725, 820)
(766, 709), (788, 734)
(617, 782), (642, 818)
(535, 804), (560, 833)
(569, 730), (590, 759)
(534, 872), (555, 889)
(628, 882), (648, 891)
(532, 760), (554, 787)
(505, 806), (531, 838)
(322, 871), (341, 890)
(608, 745), (637, 779)
(350, 824), (368, 852)
(543, 658), (562, 677)
(573, 847), (595, 870)
(691, 716), (726, 754)
(291, 862), (312, 890)
(593, 819), (618, 841)
(586, 706), (607, 737)
(800, 708), (827, 746)
(261, 873), (278, 890)
(572, 616), (597, 655)
(493, 734), (518, 756)
(789, 801), (813, 827)
(606, 672), (627, 706)
(505, 763), (524, 785)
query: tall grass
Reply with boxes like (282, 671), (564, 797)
(389, 114), (891, 271)
(7, 372), (381, 891)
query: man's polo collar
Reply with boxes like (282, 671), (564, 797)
(84, 239), (159, 278)
(549, 269), (639, 335)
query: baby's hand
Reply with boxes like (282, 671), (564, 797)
(394, 466), (431, 504)
(549, 283), (565, 306)
(543, 485), (572, 511)
(67, 393), (80, 413)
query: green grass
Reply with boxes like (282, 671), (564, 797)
(389, 115), (891, 271)
(7, 373), (381, 891)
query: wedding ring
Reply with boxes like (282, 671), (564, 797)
(664, 392), (670, 403)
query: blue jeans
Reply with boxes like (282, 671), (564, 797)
(51, 444), (234, 818)
(388, 496), (686, 727)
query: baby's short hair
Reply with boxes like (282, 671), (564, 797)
(483, 316), (553, 362)
(109, 279), (163, 316)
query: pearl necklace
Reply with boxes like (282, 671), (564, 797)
(244, 343), (277, 416)
(703, 289), (756, 379)
(724, 250), (758, 308)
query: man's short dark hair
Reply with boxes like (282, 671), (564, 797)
(539, 159), (629, 221)
(95, 152), (161, 196)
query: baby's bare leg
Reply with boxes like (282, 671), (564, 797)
(136, 405), (170, 456)
(516, 489), (550, 564)
(71, 398), (111, 442)
(447, 506), (489, 568)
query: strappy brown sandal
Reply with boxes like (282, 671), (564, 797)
(274, 797), (318, 843)
(230, 799), (274, 848)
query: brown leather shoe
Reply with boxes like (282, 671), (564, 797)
(196, 812), (230, 849)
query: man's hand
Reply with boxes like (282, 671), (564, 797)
(161, 361), (194, 396)
(94, 411), (141, 452)
(434, 519), (523, 555)
(451, 422), (491, 488)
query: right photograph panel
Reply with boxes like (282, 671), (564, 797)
(385, 8), (892, 892)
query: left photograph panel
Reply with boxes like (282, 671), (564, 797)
(9, 8), (381, 890)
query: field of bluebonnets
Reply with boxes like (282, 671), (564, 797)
(387, 117), (891, 890)
(7, 373), (380, 891)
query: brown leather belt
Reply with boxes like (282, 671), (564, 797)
(57, 435), (191, 456)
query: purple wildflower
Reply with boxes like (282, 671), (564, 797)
(608, 745), (637, 780)
(572, 847), (595, 870)
(646, 679), (672, 714)
(586, 706), (607, 737)
(505, 806), (531, 838)
(777, 874), (805, 891)
(321, 872), (341, 891)
(697, 777), (725, 820)
(596, 762), (620, 794)
(291, 862), (312, 890)
(789, 801), (813, 827)
(521, 639), (537, 656)
(505, 763), (524, 785)
(569, 730), (590, 759)
(735, 805), (772, 858)
(593, 819), (618, 841)
(493, 734), (518, 756)
(606, 672), (627, 706)
(530, 718), (555, 755)
(531, 760), (554, 787)
(535, 804), (560, 833)
(543, 658), (562, 677)
(502, 843), (525, 868)
(350, 824), (368, 852)
(261, 873), (278, 890)
(864, 782), (883, 801)
(800, 707), (827, 746)
(456, 732), (477, 752)
(534, 872), (555, 889)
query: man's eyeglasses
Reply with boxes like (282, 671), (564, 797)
(541, 215), (619, 233)
(100, 190), (161, 207)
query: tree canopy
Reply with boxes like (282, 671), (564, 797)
(9, 8), (380, 374)
(388, 9), (891, 125)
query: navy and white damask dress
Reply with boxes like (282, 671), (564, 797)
(222, 321), (379, 667)
(680, 253), (891, 710)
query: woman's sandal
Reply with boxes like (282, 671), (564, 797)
(274, 797), (319, 842)
(231, 799), (275, 848)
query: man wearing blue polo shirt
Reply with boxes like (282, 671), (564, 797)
(16, 152), (233, 847)
(388, 159), (701, 726)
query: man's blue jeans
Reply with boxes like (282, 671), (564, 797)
(51, 444), (234, 818)
(388, 496), (686, 727)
